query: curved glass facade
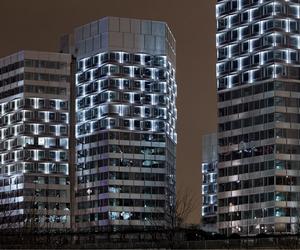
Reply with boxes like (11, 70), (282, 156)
(217, 0), (300, 235)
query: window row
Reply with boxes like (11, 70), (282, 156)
(23, 98), (68, 111)
(24, 59), (68, 70)
(202, 194), (217, 206)
(0, 111), (68, 125)
(76, 185), (164, 197)
(219, 191), (275, 207)
(220, 96), (300, 117)
(0, 61), (24, 75)
(219, 176), (275, 192)
(24, 175), (69, 185)
(77, 118), (166, 135)
(78, 198), (164, 210)
(276, 128), (300, 140)
(24, 72), (69, 83)
(77, 79), (168, 97)
(0, 175), (23, 186)
(77, 65), (168, 84)
(219, 97), (274, 117)
(75, 211), (164, 223)
(77, 144), (165, 158)
(0, 124), (68, 138)
(0, 163), (24, 175)
(218, 65), (300, 90)
(0, 98), (68, 116)
(218, 81), (273, 102)
(219, 81), (300, 102)
(0, 189), (23, 199)
(220, 175), (300, 193)
(0, 86), (23, 101)
(77, 105), (167, 122)
(202, 206), (217, 218)
(109, 198), (164, 208)
(202, 162), (218, 173)
(202, 183), (217, 196)
(219, 144), (274, 162)
(0, 171), (63, 187)
(0, 98), (23, 114)
(219, 160), (274, 177)
(202, 173), (217, 185)
(77, 131), (165, 145)
(0, 136), (68, 151)
(218, 48), (300, 74)
(108, 211), (164, 221)
(0, 213), (68, 225)
(276, 143), (300, 155)
(77, 172), (165, 183)
(24, 85), (67, 96)
(77, 52), (168, 72)
(219, 113), (274, 132)
(217, 19), (300, 46)
(219, 129), (274, 147)
(75, 212), (107, 223)
(27, 111), (68, 123)
(0, 74), (23, 88)
(0, 149), (68, 162)
(23, 188), (68, 198)
(217, 1), (299, 27)
(77, 91), (168, 108)
(23, 162), (68, 175)
(0, 201), (70, 213)
(24, 201), (69, 211)
(76, 159), (165, 171)
(219, 208), (277, 222)
(217, 0), (255, 17)
(275, 112), (300, 124)
(275, 159), (300, 171)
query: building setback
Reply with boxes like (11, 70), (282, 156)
(0, 51), (72, 231)
(201, 133), (218, 233)
(65, 16), (177, 232)
(217, 0), (300, 235)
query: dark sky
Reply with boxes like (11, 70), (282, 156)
(0, 0), (217, 224)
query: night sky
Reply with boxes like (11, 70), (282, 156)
(0, 0), (217, 224)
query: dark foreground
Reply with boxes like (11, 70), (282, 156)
(1, 231), (300, 249)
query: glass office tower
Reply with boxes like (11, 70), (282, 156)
(0, 51), (72, 231)
(201, 133), (218, 233)
(217, 0), (300, 235)
(72, 17), (177, 232)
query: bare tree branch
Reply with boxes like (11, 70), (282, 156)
(175, 187), (199, 228)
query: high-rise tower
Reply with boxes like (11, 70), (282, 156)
(201, 133), (218, 233)
(0, 50), (72, 231)
(71, 17), (177, 232)
(217, 0), (300, 235)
